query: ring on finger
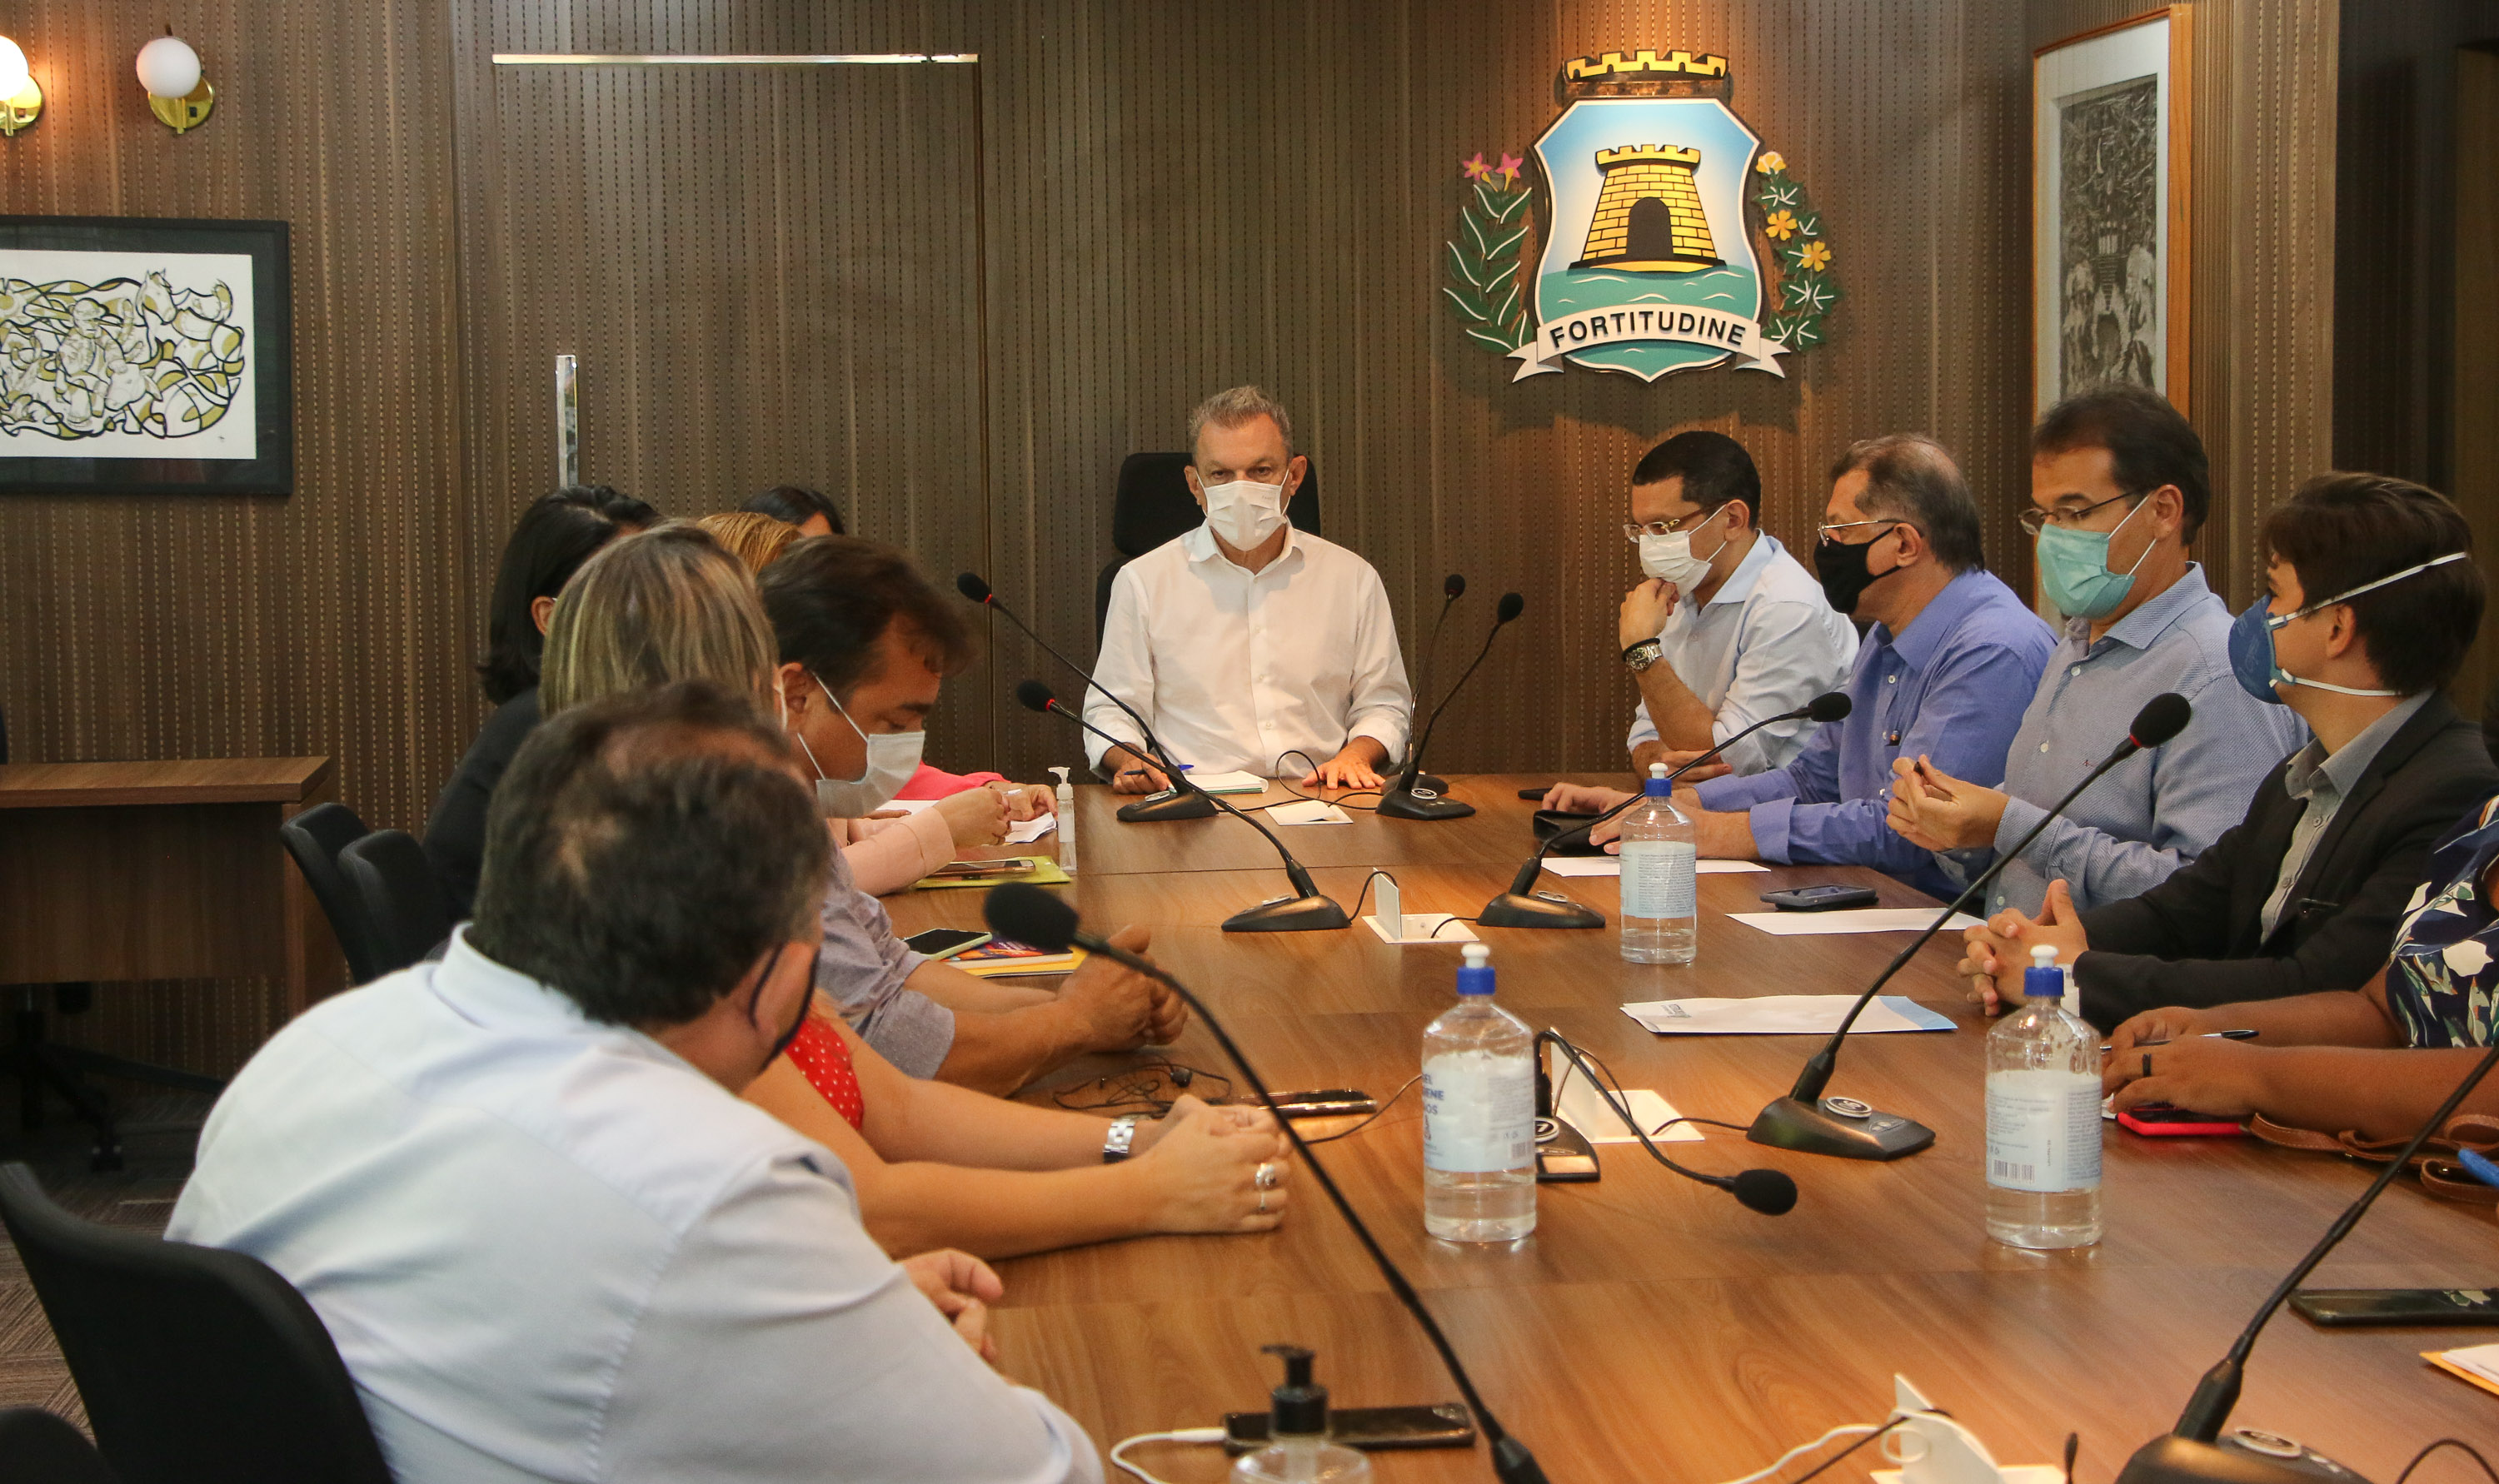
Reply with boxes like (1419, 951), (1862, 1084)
(1254, 1161), (1280, 1190)
(1257, 1188), (1269, 1214)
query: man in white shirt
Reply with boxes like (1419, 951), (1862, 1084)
(1088, 386), (1413, 790)
(168, 682), (1100, 1484)
(1617, 430), (1858, 776)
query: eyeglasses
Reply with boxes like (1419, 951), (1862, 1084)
(2018, 491), (2140, 539)
(1815, 517), (1903, 545)
(1623, 505), (1724, 541)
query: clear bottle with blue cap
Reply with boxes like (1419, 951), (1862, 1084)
(1421, 944), (1536, 1242)
(1984, 943), (2103, 1248)
(1618, 761), (1698, 964)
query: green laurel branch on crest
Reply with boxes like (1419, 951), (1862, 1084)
(1443, 176), (1534, 354)
(1752, 161), (1842, 352)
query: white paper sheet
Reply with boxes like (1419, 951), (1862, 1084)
(1620, 994), (1956, 1035)
(2438, 1342), (2499, 1387)
(1553, 1078), (1703, 1143)
(1362, 913), (1479, 944)
(1182, 769), (1269, 794)
(1265, 799), (1352, 825)
(1005, 813), (1058, 844)
(1728, 909), (1982, 936)
(1540, 856), (1768, 878)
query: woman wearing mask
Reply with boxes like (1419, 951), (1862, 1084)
(538, 523), (1289, 1257)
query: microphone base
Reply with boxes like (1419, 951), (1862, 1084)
(1746, 1095), (1935, 1161)
(1476, 890), (1604, 929)
(2114, 1433), (2372, 1484)
(1222, 894), (1353, 933)
(1376, 786), (1475, 820)
(1115, 788), (1218, 823)
(1413, 772), (1448, 794)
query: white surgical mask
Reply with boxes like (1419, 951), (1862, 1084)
(1200, 476), (1290, 551)
(791, 675), (923, 815)
(1637, 505), (1732, 589)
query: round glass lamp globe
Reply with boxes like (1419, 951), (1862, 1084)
(136, 37), (201, 99)
(0, 37), (31, 97)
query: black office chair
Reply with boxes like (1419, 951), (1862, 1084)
(0, 1163), (392, 1484)
(277, 802), (387, 985)
(0, 1407), (117, 1484)
(1095, 451), (1321, 643)
(338, 830), (451, 981)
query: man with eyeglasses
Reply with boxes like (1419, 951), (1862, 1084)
(1885, 386), (2306, 920)
(1615, 431), (1858, 778)
(1961, 471), (2499, 1030)
(1548, 433), (2055, 899)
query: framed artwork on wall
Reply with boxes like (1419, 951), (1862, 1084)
(2033, 9), (2191, 419)
(0, 216), (292, 495)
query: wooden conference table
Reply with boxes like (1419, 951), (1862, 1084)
(884, 774), (2497, 1483)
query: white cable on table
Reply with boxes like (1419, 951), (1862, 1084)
(1110, 1427), (1229, 1484)
(1716, 1422), (1885, 1484)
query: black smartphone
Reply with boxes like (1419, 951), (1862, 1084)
(1517, 787), (1551, 800)
(1265, 1089), (1377, 1119)
(1223, 1402), (1476, 1452)
(2289, 1287), (2499, 1326)
(902, 927), (992, 960)
(1759, 884), (1881, 911)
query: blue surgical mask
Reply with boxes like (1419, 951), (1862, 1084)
(2226, 552), (2472, 705)
(2035, 495), (2152, 620)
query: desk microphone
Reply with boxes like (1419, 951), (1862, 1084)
(983, 884), (1547, 1484)
(1379, 591), (1524, 822)
(1412, 574), (1467, 793)
(1477, 690), (1853, 929)
(1534, 1030), (1798, 1213)
(1015, 680), (1349, 932)
(2112, 1033), (2499, 1484)
(958, 571), (1214, 823)
(1748, 691), (2192, 1162)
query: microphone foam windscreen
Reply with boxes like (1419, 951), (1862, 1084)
(985, 882), (1079, 952)
(1012, 679), (1056, 715)
(1731, 1168), (1798, 1215)
(1444, 573), (1467, 599)
(955, 571), (992, 604)
(1806, 692), (1853, 723)
(2128, 692), (2192, 749)
(1495, 591), (1525, 623)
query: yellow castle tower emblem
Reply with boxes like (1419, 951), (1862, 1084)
(1570, 145), (1723, 273)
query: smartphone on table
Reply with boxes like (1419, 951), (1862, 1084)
(2114, 1105), (2247, 1138)
(902, 927), (992, 960)
(1223, 1402), (1474, 1452)
(2289, 1287), (2499, 1326)
(1758, 884), (1880, 911)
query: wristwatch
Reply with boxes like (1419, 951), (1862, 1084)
(1621, 638), (1666, 672)
(1100, 1114), (1141, 1163)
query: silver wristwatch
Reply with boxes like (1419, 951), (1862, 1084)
(1100, 1114), (1140, 1163)
(1622, 637), (1666, 672)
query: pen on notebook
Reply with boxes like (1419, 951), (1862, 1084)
(2099, 1028), (2259, 1051)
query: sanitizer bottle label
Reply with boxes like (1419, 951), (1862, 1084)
(1984, 1069), (2104, 1193)
(1422, 1052), (1534, 1173)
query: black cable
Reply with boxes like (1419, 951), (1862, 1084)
(1346, 869), (1392, 920)
(1537, 1029), (1756, 1188)
(2396, 1440), (2499, 1484)
(1429, 915), (1481, 938)
(1303, 1073), (1424, 1144)
(1049, 1060), (1233, 1116)
(1789, 1419), (1907, 1484)
(1269, 749), (1384, 810)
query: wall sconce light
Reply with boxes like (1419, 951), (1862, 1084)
(137, 34), (213, 133)
(0, 37), (42, 137)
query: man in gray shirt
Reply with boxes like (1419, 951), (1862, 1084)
(1888, 386), (2303, 915)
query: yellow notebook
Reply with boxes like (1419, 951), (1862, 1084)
(911, 856), (1071, 891)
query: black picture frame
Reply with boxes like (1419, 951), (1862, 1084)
(0, 215), (292, 495)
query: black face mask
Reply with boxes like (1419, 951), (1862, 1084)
(1813, 525), (1903, 616)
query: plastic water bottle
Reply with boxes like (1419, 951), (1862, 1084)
(1048, 765), (1076, 874)
(1231, 1346), (1372, 1483)
(1421, 944), (1536, 1242)
(1618, 762), (1697, 964)
(1985, 944), (2103, 1248)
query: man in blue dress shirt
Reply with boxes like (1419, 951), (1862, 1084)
(1886, 386), (2306, 918)
(1552, 434), (2055, 899)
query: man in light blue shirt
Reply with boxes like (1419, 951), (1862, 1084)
(1888, 386), (2306, 915)
(169, 683), (1100, 1484)
(1551, 435), (2056, 900)
(1617, 430), (1858, 777)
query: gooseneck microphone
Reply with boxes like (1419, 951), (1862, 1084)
(1379, 591), (1525, 822)
(1748, 691), (2193, 1162)
(1015, 680), (1349, 932)
(984, 884), (1547, 1484)
(959, 571), (1214, 823)
(1477, 690), (1853, 929)
(1412, 574), (1469, 794)
(1536, 1030), (1798, 1214)
(2113, 1037), (2499, 1484)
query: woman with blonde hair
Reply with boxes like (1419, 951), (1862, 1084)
(696, 510), (806, 574)
(536, 521), (1286, 1259)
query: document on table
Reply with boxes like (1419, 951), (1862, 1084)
(1266, 799), (1352, 825)
(1540, 857), (1768, 878)
(2429, 1342), (2499, 1399)
(1182, 769), (1269, 794)
(874, 794), (1057, 844)
(1728, 909), (1982, 936)
(1621, 995), (1955, 1035)
(1553, 1074), (1702, 1143)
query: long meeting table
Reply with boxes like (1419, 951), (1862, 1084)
(881, 774), (2498, 1483)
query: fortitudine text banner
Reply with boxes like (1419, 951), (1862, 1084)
(1506, 303), (1788, 381)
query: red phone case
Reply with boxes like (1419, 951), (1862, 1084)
(2115, 1107), (2246, 1138)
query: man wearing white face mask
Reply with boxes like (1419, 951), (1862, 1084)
(1087, 386), (1413, 790)
(1616, 430), (1857, 777)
